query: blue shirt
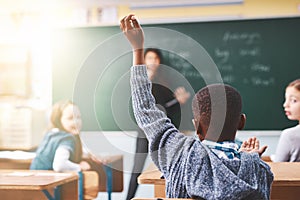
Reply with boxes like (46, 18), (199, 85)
(30, 130), (80, 170)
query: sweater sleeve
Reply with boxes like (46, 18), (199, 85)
(53, 146), (81, 172)
(130, 65), (191, 173)
(273, 130), (292, 162)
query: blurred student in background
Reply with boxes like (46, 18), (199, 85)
(30, 100), (91, 171)
(273, 79), (300, 162)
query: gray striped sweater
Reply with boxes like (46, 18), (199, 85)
(130, 65), (273, 200)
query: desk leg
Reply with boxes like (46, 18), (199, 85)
(54, 186), (61, 200)
(42, 189), (55, 200)
(78, 171), (83, 200)
(42, 186), (61, 200)
(154, 184), (166, 198)
(103, 164), (112, 200)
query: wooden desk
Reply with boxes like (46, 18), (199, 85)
(0, 150), (35, 169)
(138, 163), (165, 198)
(0, 170), (78, 200)
(268, 162), (300, 200)
(83, 154), (124, 192)
(0, 151), (124, 200)
(0, 152), (123, 191)
(138, 162), (300, 200)
(0, 157), (32, 169)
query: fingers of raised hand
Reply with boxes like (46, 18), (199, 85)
(249, 137), (254, 147)
(254, 138), (260, 149)
(175, 87), (190, 97)
(131, 15), (141, 29)
(241, 141), (248, 148)
(248, 137), (258, 148)
(120, 14), (139, 32)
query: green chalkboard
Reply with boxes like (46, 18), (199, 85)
(52, 17), (300, 131)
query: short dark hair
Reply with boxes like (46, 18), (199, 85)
(144, 48), (163, 63)
(192, 84), (242, 140)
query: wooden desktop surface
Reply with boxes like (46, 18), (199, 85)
(268, 162), (300, 185)
(0, 170), (77, 190)
(0, 152), (124, 193)
(0, 170), (78, 200)
(138, 162), (300, 200)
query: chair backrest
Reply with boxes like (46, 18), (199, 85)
(83, 155), (124, 192)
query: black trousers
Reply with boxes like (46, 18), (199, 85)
(126, 129), (149, 200)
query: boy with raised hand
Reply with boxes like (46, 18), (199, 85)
(120, 14), (273, 200)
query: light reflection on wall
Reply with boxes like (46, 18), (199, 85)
(0, 11), (52, 109)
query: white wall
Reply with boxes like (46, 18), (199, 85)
(236, 130), (281, 156)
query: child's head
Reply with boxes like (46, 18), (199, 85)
(283, 79), (300, 122)
(50, 100), (82, 134)
(192, 84), (245, 142)
(144, 48), (162, 80)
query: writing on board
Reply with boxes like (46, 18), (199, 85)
(222, 31), (261, 44)
(161, 31), (276, 88)
(214, 31), (275, 87)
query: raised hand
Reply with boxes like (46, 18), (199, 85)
(120, 14), (144, 50)
(174, 87), (191, 104)
(120, 14), (145, 65)
(239, 136), (268, 157)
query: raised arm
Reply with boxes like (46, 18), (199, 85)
(120, 14), (191, 173)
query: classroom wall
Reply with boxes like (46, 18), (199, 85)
(0, 1), (296, 198)
(118, 0), (300, 23)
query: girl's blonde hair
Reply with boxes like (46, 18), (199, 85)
(49, 100), (74, 131)
(288, 79), (300, 91)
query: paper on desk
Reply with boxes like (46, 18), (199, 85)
(0, 150), (36, 159)
(3, 172), (72, 177)
(35, 172), (72, 177)
(4, 172), (34, 177)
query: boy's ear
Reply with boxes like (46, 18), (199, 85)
(193, 118), (205, 141)
(192, 119), (196, 128)
(238, 113), (246, 130)
(192, 119), (201, 132)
